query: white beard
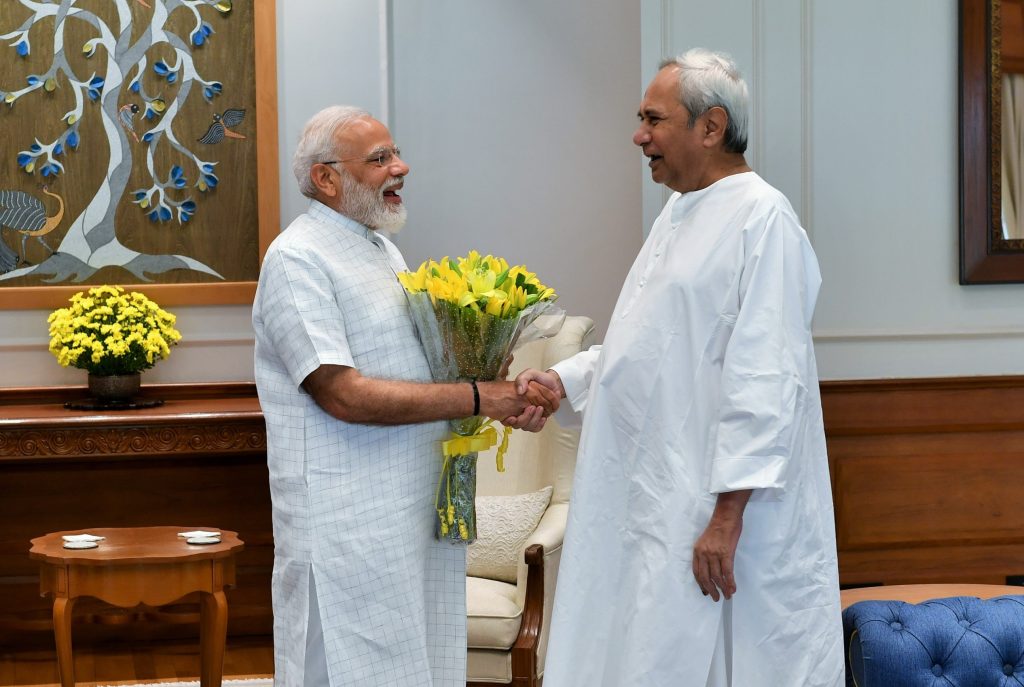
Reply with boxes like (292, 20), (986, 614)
(341, 174), (408, 233)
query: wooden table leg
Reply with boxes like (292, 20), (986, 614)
(199, 590), (228, 687)
(52, 595), (77, 687)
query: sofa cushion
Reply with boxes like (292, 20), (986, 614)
(467, 485), (552, 583)
(844, 595), (1024, 687)
(466, 575), (523, 649)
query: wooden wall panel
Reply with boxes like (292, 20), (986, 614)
(0, 383), (272, 650)
(822, 376), (1024, 588)
(5, 376), (1021, 648)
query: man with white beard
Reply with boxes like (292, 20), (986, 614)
(252, 105), (558, 687)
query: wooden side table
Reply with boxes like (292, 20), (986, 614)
(30, 526), (244, 687)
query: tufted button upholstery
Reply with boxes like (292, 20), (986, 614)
(844, 595), (1024, 686)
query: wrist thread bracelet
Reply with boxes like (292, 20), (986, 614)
(470, 379), (480, 417)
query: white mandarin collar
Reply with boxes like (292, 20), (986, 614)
(670, 171), (757, 224)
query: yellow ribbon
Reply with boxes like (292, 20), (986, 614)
(443, 425), (498, 457)
(435, 422), (515, 537)
(441, 422), (514, 472)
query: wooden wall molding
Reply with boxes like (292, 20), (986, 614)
(0, 423), (265, 460)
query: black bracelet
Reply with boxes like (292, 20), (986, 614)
(470, 379), (480, 417)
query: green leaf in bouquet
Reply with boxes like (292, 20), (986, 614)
(494, 268), (510, 288)
(448, 258), (462, 276)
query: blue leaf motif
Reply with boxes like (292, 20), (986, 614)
(67, 131), (80, 148)
(16, 40), (28, 57)
(153, 61), (169, 76)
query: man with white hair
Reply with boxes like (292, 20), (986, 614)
(514, 49), (844, 685)
(252, 106), (556, 687)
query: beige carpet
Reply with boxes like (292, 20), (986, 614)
(99, 680), (271, 687)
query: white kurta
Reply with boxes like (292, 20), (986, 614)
(252, 201), (465, 687)
(545, 172), (843, 687)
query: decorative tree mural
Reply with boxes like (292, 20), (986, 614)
(0, 0), (258, 286)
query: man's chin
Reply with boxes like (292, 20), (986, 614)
(373, 206), (408, 234)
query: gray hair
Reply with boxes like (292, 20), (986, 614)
(292, 105), (371, 198)
(660, 48), (749, 154)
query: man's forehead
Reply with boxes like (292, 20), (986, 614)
(337, 117), (392, 150)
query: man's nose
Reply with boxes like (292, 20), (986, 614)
(633, 126), (650, 147)
(389, 154), (409, 176)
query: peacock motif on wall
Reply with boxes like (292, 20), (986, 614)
(0, 186), (65, 273)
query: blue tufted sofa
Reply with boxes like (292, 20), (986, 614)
(843, 588), (1024, 686)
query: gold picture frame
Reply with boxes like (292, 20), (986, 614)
(0, 0), (278, 308)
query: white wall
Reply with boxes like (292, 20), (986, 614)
(0, 2), (640, 387)
(645, 0), (1024, 380)
(8, 1), (1024, 388)
(389, 1), (640, 338)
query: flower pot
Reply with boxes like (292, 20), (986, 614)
(88, 373), (141, 403)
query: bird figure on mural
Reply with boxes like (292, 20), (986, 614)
(198, 108), (246, 144)
(0, 185), (65, 272)
(118, 103), (140, 143)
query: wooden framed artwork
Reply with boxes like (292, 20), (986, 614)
(0, 0), (278, 308)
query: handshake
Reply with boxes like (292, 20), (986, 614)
(475, 368), (566, 433)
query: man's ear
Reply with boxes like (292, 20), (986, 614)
(702, 106), (729, 148)
(311, 164), (339, 201)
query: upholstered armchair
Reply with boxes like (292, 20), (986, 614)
(842, 584), (1024, 686)
(465, 315), (595, 687)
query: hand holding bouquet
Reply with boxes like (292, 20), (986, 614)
(398, 250), (560, 543)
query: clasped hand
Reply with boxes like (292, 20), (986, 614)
(501, 368), (565, 432)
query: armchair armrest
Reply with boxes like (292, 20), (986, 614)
(508, 502), (568, 683)
(523, 503), (568, 560)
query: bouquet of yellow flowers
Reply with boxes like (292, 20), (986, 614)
(47, 285), (182, 375)
(398, 250), (560, 543)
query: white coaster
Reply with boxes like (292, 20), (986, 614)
(186, 536), (221, 545)
(63, 541), (98, 549)
(62, 534), (105, 542)
(178, 530), (220, 539)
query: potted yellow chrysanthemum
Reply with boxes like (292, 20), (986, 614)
(47, 285), (181, 403)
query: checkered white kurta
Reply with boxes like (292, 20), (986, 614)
(253, 201), (466, 687)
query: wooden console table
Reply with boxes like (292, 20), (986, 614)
(31, 527), (244, 687)
(0, 383), (273, 651)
